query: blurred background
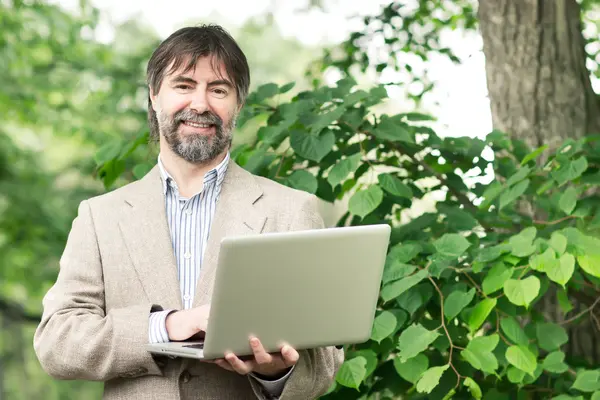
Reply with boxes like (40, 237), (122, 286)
(1, 0), (599, 398)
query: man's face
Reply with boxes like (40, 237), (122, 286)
(150, 56), (240, 164)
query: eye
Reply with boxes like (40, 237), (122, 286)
(175, 84), (192, 90)
(211, 87), (228, 97)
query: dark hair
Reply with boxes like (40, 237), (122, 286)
(146, 24), (250, 141)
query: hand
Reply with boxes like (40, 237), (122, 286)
(165, 304), (211, 341)
(213, 337), (299, 378)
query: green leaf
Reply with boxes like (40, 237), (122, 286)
(311, 106), (346, 134)
(468, 298), (497, 332)
(95, 139), (123, 165)
(552, 395), (584, 400)
(530, 248), (558, 272)
(509, 227), (537, 257)
(476, 244), (511, 263)
(132, 163), (153, 180)
(393, 353), (428, 384)
(348, 185), (383, 218)
(381, 269), (429, 303)
(521, 145), (548, 165)
(463, 377), (482, 399)
(327, 154), (361, 188)
(500, 317), (529, 346)
(549, 232), (568, 255)
(552, 156), (588, 186)
(572, 370), (600, 392)
(461, 334), (499, 374)
(557, 287), (574, 314)
(507, 366), (526, 383)
(482, 263), (514, 295)
(542, 351), (569, 374)
(479, 181), (504, 209)
(546, 253), (575, 287)
(373, 117), (415, 143)
(255, 83), (279, 101)
(286, 170), (318, 194)
(506, 166), (531, 187)
(370, 311), (397, 343)
(351, 350), (378, 378)
(536, 322), (568, 352)
(503, 276), (540, 308)
(397, 324), (440, 362)
(434, 233), (471, 259)
(387, 243), (422, 263)
(499, 179), (530, 210)
(593, 392), (600, 400)
(444, 288), (476, 321)
(382, 262), (417, 284)
(577, 254), (600, 278)
(343, 90), (369, 106)
(416, 365), (449, 394)
(506, 345), (537, 376)
(290, 130), (335, 162)
(279, 82), (295, 94)
(378, 173), (413, 198)
(335, 356), (367, 390)
(559, 187), (578, 215)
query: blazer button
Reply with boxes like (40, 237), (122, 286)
(181, 370), (191, 383)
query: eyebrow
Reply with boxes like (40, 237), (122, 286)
(169, 75), (233, 88)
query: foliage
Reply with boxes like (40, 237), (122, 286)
(100, 73), (600, 398)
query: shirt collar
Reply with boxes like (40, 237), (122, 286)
(157, 152), (230, 196)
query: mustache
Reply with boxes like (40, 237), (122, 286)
(174, 109), (223, 126)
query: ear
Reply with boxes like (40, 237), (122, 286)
(149, 85), (159, 112)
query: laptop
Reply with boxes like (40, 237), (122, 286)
(145, 224), (391, 360)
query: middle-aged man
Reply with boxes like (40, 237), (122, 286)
(33, 24), (344, 399)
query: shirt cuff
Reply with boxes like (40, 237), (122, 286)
(250, 365), (295, 398)
(148, 310), (175, 343)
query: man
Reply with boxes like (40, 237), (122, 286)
(34, 24), (343, 400)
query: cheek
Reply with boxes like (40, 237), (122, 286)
(160, 93), (190, 115)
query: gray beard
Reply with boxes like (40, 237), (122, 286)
(157, 108), (235, 164)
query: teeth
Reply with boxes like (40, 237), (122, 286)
(185, 121), (211, 128)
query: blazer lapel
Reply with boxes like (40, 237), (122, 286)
(118, 166), (182, 310)
(192, 161), (267, 307)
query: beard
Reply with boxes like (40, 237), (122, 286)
(157, 107), (235, 164)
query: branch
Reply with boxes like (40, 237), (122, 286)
(532, 215), (578, 225)
(560, 297), (600, 326)
(428, 275), (465, 389)
(0, 297), (41, 323)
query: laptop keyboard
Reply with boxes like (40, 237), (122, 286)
(182, 343), (204, 349)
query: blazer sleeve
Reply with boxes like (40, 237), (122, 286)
(33, 200), (165, 381)
(249, 194), (345, 400)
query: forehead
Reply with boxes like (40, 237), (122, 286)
(164, 55), (231, 82)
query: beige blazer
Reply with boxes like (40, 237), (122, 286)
(34, 160), (344, 400)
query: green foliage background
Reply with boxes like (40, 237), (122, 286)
(2, 0), (600, 399)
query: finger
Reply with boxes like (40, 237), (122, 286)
(225, 352), (254, 375)
(249, 337), (273, 365)
(214, 359), (235, 372)
(280, 345), (300, 368)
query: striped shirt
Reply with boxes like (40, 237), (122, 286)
(148, 152), (229, 344)
(146, 152), (293, 395)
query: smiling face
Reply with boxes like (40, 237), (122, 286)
(150, 56), (240, 164)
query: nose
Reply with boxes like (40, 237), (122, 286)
(189, 89), (209, 114)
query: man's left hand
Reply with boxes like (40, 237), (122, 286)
(213, 337), (299, 378)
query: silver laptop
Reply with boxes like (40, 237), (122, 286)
(146, 224), (390, 360)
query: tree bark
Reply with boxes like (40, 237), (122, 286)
(479, 0), (600, 150)
(478, 0), (600, 365)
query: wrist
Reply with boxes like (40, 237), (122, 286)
(165, 310), (180, 340)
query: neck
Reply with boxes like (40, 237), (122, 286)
(159, 140), (228, 198)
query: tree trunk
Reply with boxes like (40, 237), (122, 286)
(478, 0), (600, 365)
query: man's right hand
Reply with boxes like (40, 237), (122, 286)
(165, 304), (211, 341)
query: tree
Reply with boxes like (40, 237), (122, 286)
(478, 0), (600, 365)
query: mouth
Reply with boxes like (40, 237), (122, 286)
(180, 120), (216, 134)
